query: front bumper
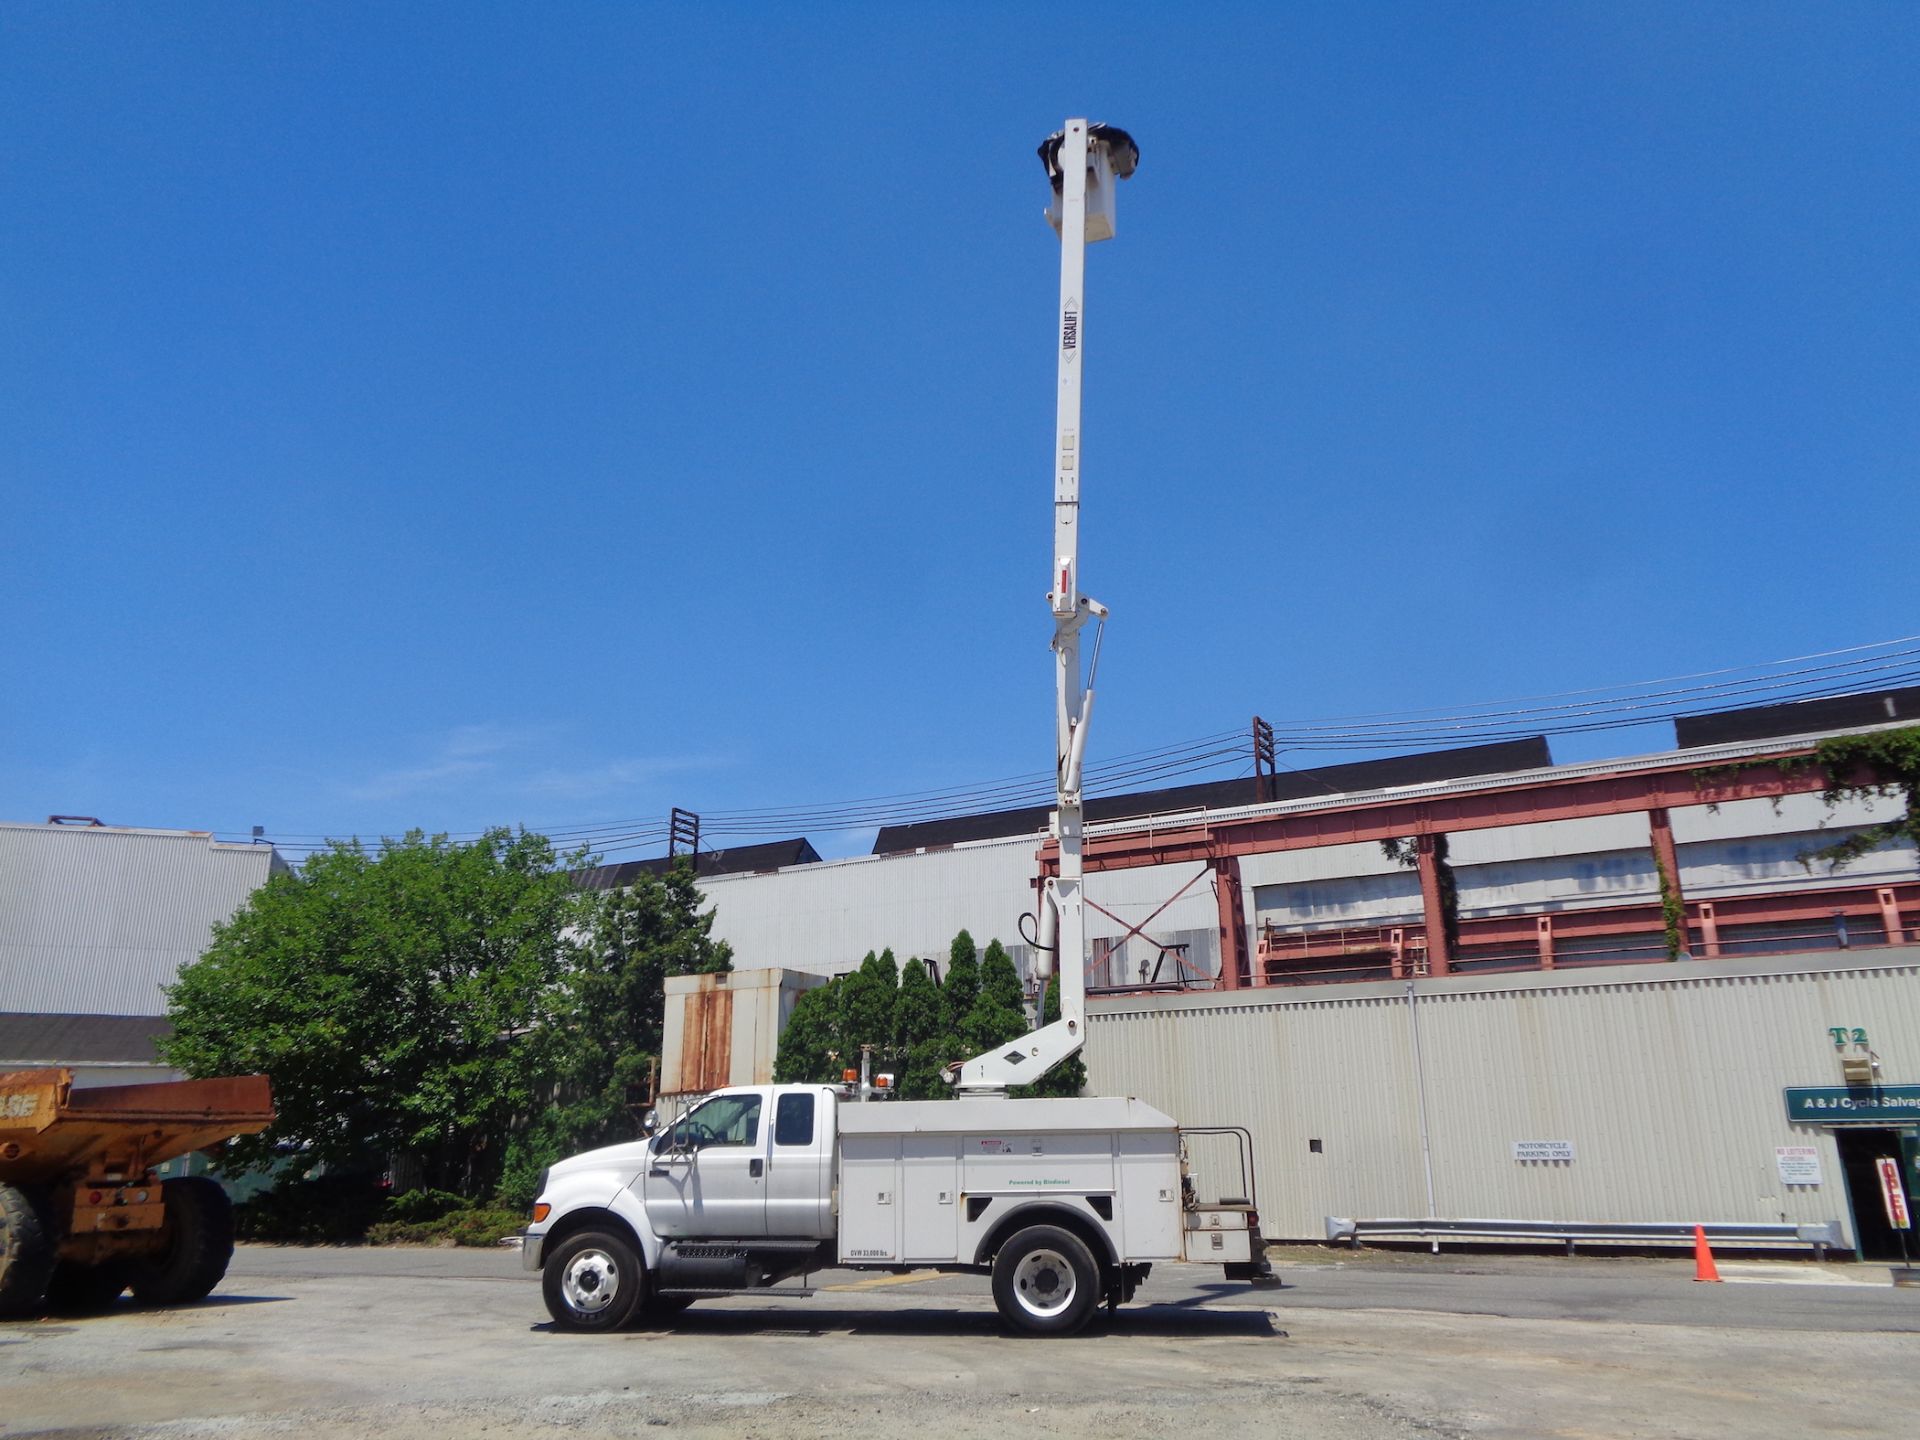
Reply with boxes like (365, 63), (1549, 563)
(521, 1230), (545, 1271)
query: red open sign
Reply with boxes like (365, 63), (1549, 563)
(1877, 1156), (1911, 1230)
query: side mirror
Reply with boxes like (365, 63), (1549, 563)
(641, 1108), (660, 1136)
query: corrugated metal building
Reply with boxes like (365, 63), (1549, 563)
(657, 703), (1919, 1259)
(0, 819), (288, 1082)
(1087, 950), (1920, 1253)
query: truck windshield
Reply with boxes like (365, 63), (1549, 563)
(661, 1094), (762, 1151)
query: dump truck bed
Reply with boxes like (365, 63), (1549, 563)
(0, 1068), (274, 1185)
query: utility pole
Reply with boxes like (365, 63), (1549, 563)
(1252, 716), (1277, 802)
(668, 807), (700, 860)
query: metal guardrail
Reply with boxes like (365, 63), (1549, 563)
(1325, 1216), (1847, 1258)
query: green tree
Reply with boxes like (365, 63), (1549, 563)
(161, 829), (587, 1198)
(773, 977), (845, 1083)
(840, 948), (899, 1058)
(943, 930), (981, 1020)
(542, 859), (733, 1150)
(929, 930), (984, 1084)
(967, 938), (1030, 1055)
(894, 957), (951, 1099)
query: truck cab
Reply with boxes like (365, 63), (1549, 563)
(643, 1086), (835, 1242)
(524, 1085), (840, 1332)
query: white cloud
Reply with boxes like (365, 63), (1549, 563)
(520, 753), (732, 802)
(342, 724), (730, 807)
(343, 754), (493, 803)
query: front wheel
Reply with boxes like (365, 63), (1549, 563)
(991, 1224), (1100, 1336)
(0, 1184), (54, 1319)
(543, 1230), (645, 1332)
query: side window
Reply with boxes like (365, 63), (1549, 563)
(670, 1094), (762, 1149)
(774, 1092), (815, 1147)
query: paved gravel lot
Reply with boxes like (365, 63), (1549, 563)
(1, 1243), (1914, 1440)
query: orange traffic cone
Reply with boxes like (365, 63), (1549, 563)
(1692, 1225), (1721, 1283)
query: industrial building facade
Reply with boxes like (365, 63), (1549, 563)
(0, 819), (288, 1083)
(691, 731), (1916, 993)
(661, 694), (1919, 1258)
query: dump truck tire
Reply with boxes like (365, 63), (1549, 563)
(128, 1177), (233, 1306)
(0, 1184), (55, 1319)
(991, 1223), (1100, 1336)
(45, 1261), (129, 1315)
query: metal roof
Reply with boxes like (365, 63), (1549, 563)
(0, 821), (287, 1017)
(1077, 717), (1920, 845)
(1676, 684), (1920, 748)
(870, 737), (1553, 855)
(573, 837), (822, 892)
(0, 1012), (171, 1066)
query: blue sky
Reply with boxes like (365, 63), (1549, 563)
(3, 5), (1916, 862)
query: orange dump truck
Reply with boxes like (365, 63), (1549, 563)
(0, 1068), (274, 1316)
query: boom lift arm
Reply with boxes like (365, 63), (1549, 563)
(954, 120), (1138, 1094)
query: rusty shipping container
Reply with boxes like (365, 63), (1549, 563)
(659, 969), (826, 1108)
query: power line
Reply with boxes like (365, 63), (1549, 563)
(222, 635), (1920, 855)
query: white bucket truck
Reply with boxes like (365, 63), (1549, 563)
(524, 121), (1280, 1334)
(525, 1086), (1273, 1336)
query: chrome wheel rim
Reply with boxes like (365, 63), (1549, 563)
(561, 1248), (621, 1314)
(1011, 1247), (1076, 1319)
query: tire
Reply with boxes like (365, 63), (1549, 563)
(543, 1229), (645, 1332)
(991, 1224), (1100, 1336)
(45, 1261), (129, 1315)
(128, 1177), (234, 1306)
(0, 1184), (55, 1320)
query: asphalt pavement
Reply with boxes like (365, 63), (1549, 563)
(228, 1238), (1920, 1333)
(0, 1242), (1911, 1440)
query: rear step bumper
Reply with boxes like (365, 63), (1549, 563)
(1227, 1227), (1282, 1288)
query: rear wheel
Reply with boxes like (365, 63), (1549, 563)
(0, 1184), (54, 1319)
(45, 1261), (129, 1314)
(128, 1177), (234, 1306)
(543, 1229), (645, 1332)
(991, 1224), (1100, 1336)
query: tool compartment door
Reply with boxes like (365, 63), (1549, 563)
(1118, 1129), (1183, 1259)
(837, 1131), (901, 1263)
(1182, 1208), (1253, 1262)
(901, 1135), (960, 1262)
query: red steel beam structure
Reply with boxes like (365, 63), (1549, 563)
(1414, 834), (1452, 975)
(1214, 856), (1248, 989)
(1044, 751), (1843, 874)
(1036, 746), (1876, 988)
(1034, 742), (1920, 994)
(1249, 880), (1919, 989)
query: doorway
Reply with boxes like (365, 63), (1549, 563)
(1833, 1127), (1911, 1260)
